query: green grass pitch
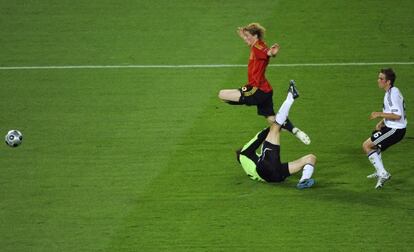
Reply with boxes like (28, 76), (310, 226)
(1, 0), (414, 251)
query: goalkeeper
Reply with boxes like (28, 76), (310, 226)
(236, 81), (316, 189)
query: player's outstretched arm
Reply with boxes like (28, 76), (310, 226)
(375, 119), (385, 131)
(370, 111), (401, 121)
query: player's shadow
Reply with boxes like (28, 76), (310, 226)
(273, 143), (413, 210)
(293, 166), (413, 210)
(305, 184), (413, 212)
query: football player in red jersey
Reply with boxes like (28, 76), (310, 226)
(218, 23), (310, 145)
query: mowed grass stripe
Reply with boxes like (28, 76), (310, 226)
(98, 68), (240, 251)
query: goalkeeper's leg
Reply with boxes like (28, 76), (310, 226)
(237, 127), (270, 162)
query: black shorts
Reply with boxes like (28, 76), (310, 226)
(370, 126), (406, 152)
(256, 141), (290, 182)
(230, 85), (275, 117)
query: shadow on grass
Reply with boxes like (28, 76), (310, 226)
(294, 176), (414, 211)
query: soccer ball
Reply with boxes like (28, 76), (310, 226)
(5, 130), (23, 147)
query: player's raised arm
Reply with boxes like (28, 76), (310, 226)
(237, 27), (255, 46)
(237, 27), (245, 39)
(237, 27), (247, 43)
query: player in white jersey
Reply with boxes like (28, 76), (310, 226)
(362, 68), (407, 189)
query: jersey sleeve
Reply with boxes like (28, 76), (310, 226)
(389, 90), (403, 116)
(252, 42), (269, 60)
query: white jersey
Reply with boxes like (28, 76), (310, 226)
(383, 86), (407, 129)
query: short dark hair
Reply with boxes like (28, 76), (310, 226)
(380, 68), (396, 86)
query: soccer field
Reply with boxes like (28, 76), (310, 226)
(1, 0), (414, 251)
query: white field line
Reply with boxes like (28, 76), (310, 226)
(0, 62), (414, 70)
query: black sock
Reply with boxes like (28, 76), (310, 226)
(281, 118), (294, 132)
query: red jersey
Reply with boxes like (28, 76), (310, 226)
(247, 40), (272, 93)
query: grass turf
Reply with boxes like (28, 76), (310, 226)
(1, 0), (414, 251)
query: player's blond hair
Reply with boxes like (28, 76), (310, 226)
(243, 23), (266, 40)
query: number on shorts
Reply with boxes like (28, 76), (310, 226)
(373, 132), (382, 138)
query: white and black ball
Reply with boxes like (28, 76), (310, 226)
(5, 130), (23, 147)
